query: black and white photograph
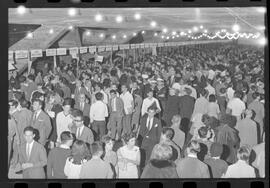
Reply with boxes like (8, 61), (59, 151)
(8, 7), (266, 179)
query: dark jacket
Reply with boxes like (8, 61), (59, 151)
(141, 159), (179, 178)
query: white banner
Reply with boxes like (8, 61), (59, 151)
(98, 45), (106, 52)
(95, 55), (103, 62)
(106, 45), (112, 51)
(89, 46), (96, 53)
(130, 44), (136, 49)
(69, 47), (79, 55)
(56, 48), (67, 55)
(79, 47), (88, 54)
(15, 50), (28, 59)
(46, 49), (57, 56)
(112, 45), (119, 51)
(139, 43), (145, 48)
(30, 49), (43, 58)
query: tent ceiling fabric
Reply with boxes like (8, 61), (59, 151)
(9, 8), (265, 33)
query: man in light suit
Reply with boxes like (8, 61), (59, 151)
(138, 105), (162, 169)
(31, 99), (52, 146)
(18, 126), (47, 179)
(70, 109), (94, 146)
(107, 90), (124, 140)
(74, 79), (89, 104)
(74, 94), (91, 118)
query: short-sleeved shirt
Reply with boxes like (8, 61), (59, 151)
(227, 98), (246, 117)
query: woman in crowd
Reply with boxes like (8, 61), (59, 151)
(141, 143), (178, 178)
(117, 132), (140, 178)
(64, 140), (91, 179)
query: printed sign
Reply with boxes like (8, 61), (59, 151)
(56, 48), (67, 55)
(89, 46), (96, 53)
(69, 47), (79, 55)
(79, 47), (88, 54)
(46, 49), (57, 56)
(15, 50), (28, 59)
(30, 49), (43, 58)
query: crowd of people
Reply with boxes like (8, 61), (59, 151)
(8, 43), (265, 179)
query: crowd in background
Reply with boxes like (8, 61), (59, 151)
(8, 43), (265, 179)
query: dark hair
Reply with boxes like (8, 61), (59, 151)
(91, 141), (104, 156)
(122, 132), (137, 144)
(19, 98), (29, 108)
(72, 109), (84, 120)
(220, 114), (237, 128)
(94, 82), (103, 89)
(209, 94), (216, 102)
(101, 135), (114, 145)
(110, 89), (117, 94)
(23, 126), (35, 134)
(234, 90), (243, 99)
(200, 89), (208, 97)
(252, 92), (260, 100)
(219, 87), (227, 94)
(162, 127), (174, 140)
(71, 140), (91, 164)
(238, 145), (251, 162)
(95, 92), (103, 101)
(27, 74), (35, 81)
(63, 98), (73, 106)
(198, 126), (208, 139)
(60, 131), (74, 143)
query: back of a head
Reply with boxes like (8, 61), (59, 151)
(60, 131), (74, 143)
(187, 140), (201, 154)
(63, 98), (73, 106)
(210, 143), (223, 157)
(220, 114), (237, 128)
(95, 92), (103, 101)
(237, 145), (251, 162)
(198, 126), (208, 139)
(151, 143), (172, 161)
(72, 109), (84, 120)
(209, 94), (216, 102)
(71, 140), (91, 163)
(91, 141), (104, 156)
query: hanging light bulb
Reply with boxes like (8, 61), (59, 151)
(162, 28), (168, 33)
(180, 31), (185, 36)
(68, 25), (74, 30)
(17, 5), (26, 15)
(199, 25), (204, 29)
(49, 29), (54, 34)
(161, 35), (165, 39)
(116, 15), (123, 23)
(166, 36), (170, 39)
(193, 26), (198, 32)
(112, 35), (116, 39)
(99, 33), (104, 38)
(85, 31), (91, 36)
(123, 35), (127, 39)
(95, 14), (103, 22)
(188, 30), (192, 34)
(26, 32), (33, 39)
(232, 24), (240, 32)
(68, 8), (77, 17)
(172, 31), (176, 36)
(142, 30), (145, 34)
(150, 21), (157, 27)
(258, 37), (267, 46)
(154, 33), (158, 36)
(133, 32), (137, 36)
(134, 13), (141, 20)
(204, 29), (208, 33)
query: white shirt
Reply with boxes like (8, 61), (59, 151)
(56, 112), (73, 142)
(26, 140), (34, 159)
(223, 160), (255, 178)
(146, 117), (154, 130)
(208, 69), (216, 80)
(205, 84), (216, 98)
(120, 91), (134, 115)
(90, 101), (108, 122)
(34, 109), (42, 120)
(141, 97), (161, 116)
(227, 87), (235, 101)
(227, 98), (246, 117)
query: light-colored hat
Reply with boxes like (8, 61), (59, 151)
(142, 74), (149, 79)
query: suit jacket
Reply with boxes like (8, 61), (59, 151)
(179, 95), (195, 119)
(31, 110), (52, 146)
(74, 102), (91, 117)
(19, 141), (47, 179)
(70, 125), (94, 145)
(108, 97), (124, 117)
(139, 116), (162, 150)
(25, 82), (38, 101)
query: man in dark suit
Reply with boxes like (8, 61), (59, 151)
(107, 90), (124, 140)
(18, 126), (47, 179)
(179, 87), (195, 137)
(31, 99), (52, 146)
(74, 94), (90, 118)
(70, 109), (94, 146)
(138, 105), (162, 169)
